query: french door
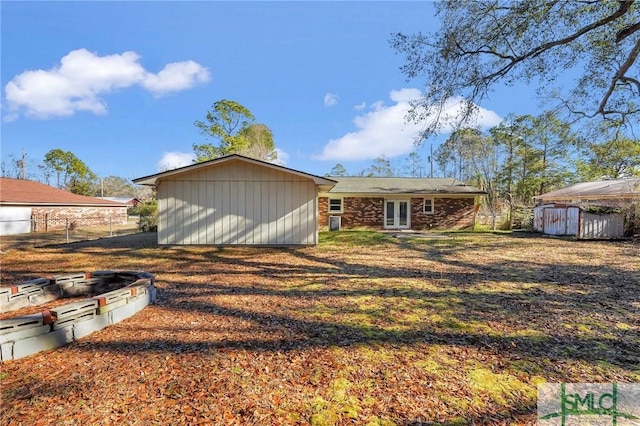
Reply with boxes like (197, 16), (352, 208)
(384, 200), (410, 229)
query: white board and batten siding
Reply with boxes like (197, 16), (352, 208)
(157, 160), (319, 245)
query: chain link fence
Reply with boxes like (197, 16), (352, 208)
(0, 216), (153, 250)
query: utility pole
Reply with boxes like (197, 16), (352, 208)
(429, 144), (434, 178)
(19, 149), (26, 179)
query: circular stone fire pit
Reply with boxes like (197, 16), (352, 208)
(0, 270), (156, 361)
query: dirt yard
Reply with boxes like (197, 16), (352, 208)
(0, 231), (638, 425)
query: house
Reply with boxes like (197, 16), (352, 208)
(532, 178), (639, 239)
(0, 178), (129, 236)
(133, 155), (336, 245)
(319, 177), (485, 231)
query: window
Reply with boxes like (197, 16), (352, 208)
(423, 198), (434, 214)
(329, 198), (343, 213)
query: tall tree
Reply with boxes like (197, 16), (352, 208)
(366, 156), (395, 177)
(327, 163), (348, 177)
(93, 176), (136, 198)
(405, 151), (426, 177)
(236, 123), (277, 162)
(391, 1), (640, 138)
(516, 112), (579, 196)
(435, 128), (483, 181)
(43, 149), (97, 195)
(193, 99), (277, 162)
(575, 137), (640, 180)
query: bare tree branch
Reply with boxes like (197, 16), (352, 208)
(598, 38), (640, 115)
(616, 20), (640, 42)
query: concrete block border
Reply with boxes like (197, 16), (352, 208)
(0, 270), (156, 361)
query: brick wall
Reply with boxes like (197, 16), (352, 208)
(411, 197), (477, 230)
(31, 207), (128, 232)
(319, 196), (477, 230)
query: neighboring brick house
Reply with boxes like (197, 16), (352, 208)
(0, 178), (128, 235)
(319, 177), (485, 231)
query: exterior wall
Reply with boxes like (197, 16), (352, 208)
(157, 160), (319, 245)
(0, 206), (32, 235)
(318, 196), (477, 230)
(319, 197), (384, 229)
(31, 207), (128, 231)
(579, 212), (625, 239)
(410, 197), (476, 230)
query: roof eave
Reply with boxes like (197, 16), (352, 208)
(133, 154), (337, 187)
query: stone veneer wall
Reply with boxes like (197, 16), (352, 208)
(319, 196), (477, 230)
(31, 206), (128, 232)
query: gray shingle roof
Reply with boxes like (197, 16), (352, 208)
(325, 177), (485, 195)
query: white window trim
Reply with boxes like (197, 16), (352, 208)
(423, 198), (434, 214)
(328, 197), (343, 213)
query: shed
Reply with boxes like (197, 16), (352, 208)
(133, 155), (336, 246)
(533, 179), (638, 239)
(0, 178), (129, 236)
(533, 204), (625, 239)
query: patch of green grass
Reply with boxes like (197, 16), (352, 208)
(615, 322), (633, 330)
(467, 367), (535, 406)
(319, 230), (395, 247)
(310, 378), (362, 425)
(365, 417), (397, 426)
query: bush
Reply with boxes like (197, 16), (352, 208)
(135, 201), (158, 232)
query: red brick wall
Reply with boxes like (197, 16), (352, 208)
(318, 197), (329, 227)
(319, 196), (477, 230)
(31, 207), (128, 231)
(411, 197), (477, 230)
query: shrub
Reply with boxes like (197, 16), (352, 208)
(136, 201), (158, 232)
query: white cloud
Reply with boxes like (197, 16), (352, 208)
(4, 48), (211, 120)
(314, 88), (502, 161)
(157, 151), (196, 171)
(142, 60), (210, 96)
(354, 101), (366, 110)
(271, 148), (289, 166)
(323, 92), (338, 107)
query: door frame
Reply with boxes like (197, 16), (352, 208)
(384, 199), (411, 229)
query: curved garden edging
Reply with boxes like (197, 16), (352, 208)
(0, 270), (156, 361)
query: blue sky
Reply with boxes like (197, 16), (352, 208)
(1, 1), (542, 182)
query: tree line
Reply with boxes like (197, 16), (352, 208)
(327, 111), (640, 211)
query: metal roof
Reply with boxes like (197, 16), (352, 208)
(324, 177), (485, 195)
(534, 179), (640, 201)
(0, 178), (128, 207)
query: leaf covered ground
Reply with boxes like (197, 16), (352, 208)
(0, 231), (638, 425)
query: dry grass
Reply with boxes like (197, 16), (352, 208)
(0, 231), (638, 425)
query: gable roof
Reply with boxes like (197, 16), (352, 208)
(0, 178), (128, 207)
(323, 177), (485, 195)
(534, 179), (640, 201)
(133, 154), (337, 187)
